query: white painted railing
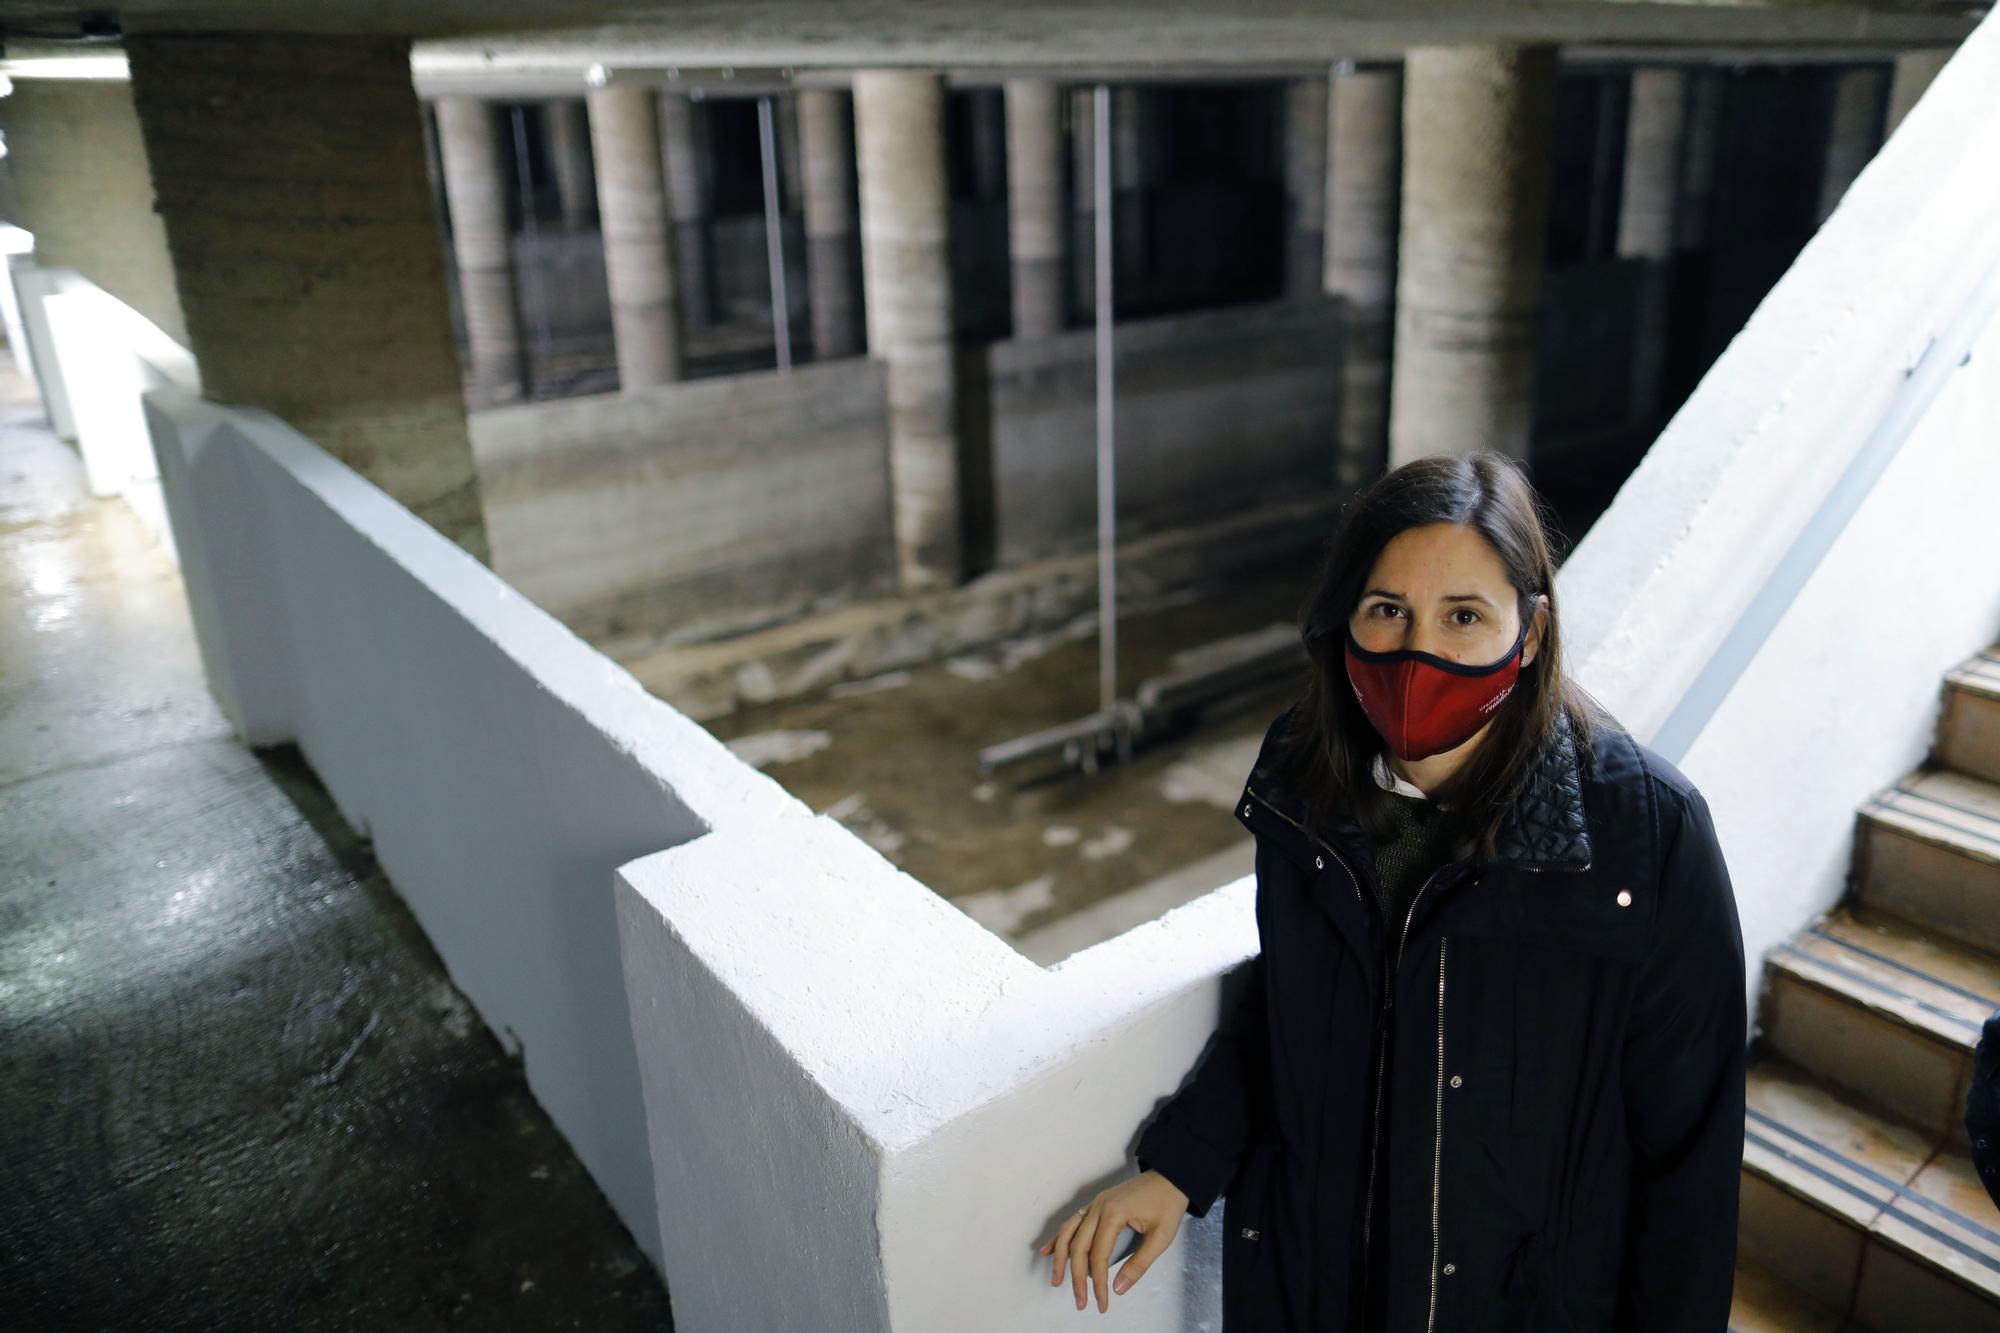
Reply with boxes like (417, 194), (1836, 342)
(141, 388), (812, 1272)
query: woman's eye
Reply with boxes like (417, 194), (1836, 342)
(1454, 609), (1480, 626)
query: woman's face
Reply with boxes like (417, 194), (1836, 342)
(1348, 521), (1544, 668)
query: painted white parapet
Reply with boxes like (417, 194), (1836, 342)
(9, 257), (198, 556)
(141, 387), (816, 1271)
(140, 373), (1257, 1326)
(8, 257), (84, 441)
(1562, 11), (2000, 1043)
(616, 818), (1254, 1330)
(0, 225), (39, 381)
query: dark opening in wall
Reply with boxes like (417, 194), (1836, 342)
(705, 97), (766, 216)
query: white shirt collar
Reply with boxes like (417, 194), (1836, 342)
(1372, 751), (1431, 801)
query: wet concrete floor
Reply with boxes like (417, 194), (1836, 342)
(0, 365), (673, 1329)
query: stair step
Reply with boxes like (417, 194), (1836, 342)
(1729, 1257), (1856, 1331)
(1765, 904), (2000, 1148)
(1942, 648), (2000, 787)
(1854, 768), (2000, 956)
(1741, 1055), (2000, 1331)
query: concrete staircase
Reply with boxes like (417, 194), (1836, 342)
(1728, 644), (2000, 1332)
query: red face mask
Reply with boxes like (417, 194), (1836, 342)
(1341, 610), (1530, 762)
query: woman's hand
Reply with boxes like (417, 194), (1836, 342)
(1039, 1169), (1190, 1312)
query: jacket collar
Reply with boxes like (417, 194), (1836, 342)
(1247, 702), (1595, 874)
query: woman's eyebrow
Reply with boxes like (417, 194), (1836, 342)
(1362, 588), (1496, 607)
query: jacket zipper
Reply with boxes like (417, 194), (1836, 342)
(1244, 783), (1450, 1325)
(1428, 935), (1448, 1332)
(1361, 860), (1450, 1327)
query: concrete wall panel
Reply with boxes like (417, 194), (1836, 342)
(985, 296), (1344, 568)
(0, 78), (188, 351)
(469, 355), (899, 644)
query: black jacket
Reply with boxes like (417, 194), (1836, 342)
(1135, 702), (1748, 1331)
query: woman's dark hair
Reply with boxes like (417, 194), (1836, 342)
(1267, 451), (1620, 863)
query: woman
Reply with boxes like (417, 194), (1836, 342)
(1040, 453), (1748, 1330)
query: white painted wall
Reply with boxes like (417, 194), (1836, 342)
(44, 280), (199, 555)
(141, 386), (813, 1269)
(9, 258), (82, 441)
(0, 225), (39, 381)
(5, 256), (199, 556)
(1562, 11), (2000, 1040)
(615, 822), (1250, 1331)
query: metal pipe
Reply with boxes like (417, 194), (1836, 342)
(1094, 83), (1117, 721)
(758, 94), (794, 370)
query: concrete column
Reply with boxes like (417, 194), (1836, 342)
(545, 99), (596, 230)
(1323, 65), (1402, 489)
(1816, 66), (1888, 225)
(657, 92), (714, 330)
(1389, 46), (1560, 466)
(799, 88), (862, 359)
(1885, 49), (1951, 138)
(433, 96), (526, 402)
(1285, 77), (1329, 300)
(1069, 86), (1096, 320)
(1004, 79), (1066, 339)
(124, 33), (489, 563)
(1616, 69), (1686, 422)
(1674, 69), (1723, 252)
(1616, 69), (1684, 259)
(586, 83), (682, 389)
(852, 70), (963, 590)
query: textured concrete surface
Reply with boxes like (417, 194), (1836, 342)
(1886, 48), (1952, 138)
(800, 88), (864, 360)
(1003, 79), (1065, 341)
(1815, 64), (1889, 224)
(985, 296), (1345, 569)
(853, 69), (963, 590)
(1390, 43), (1561, 464)
(587, 84), (685, 389)
(470, 354), (898, 647)
(0, 363), (671, 1328)
(0, 79), (188, 351)
(435, 96), (528, 400)
(657, 93), (716, 332)
(123, 32), (490, 569)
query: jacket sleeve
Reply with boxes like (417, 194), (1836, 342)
(1134, 949), (1272, 1218)
(1615, 784), (1749, 1333)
